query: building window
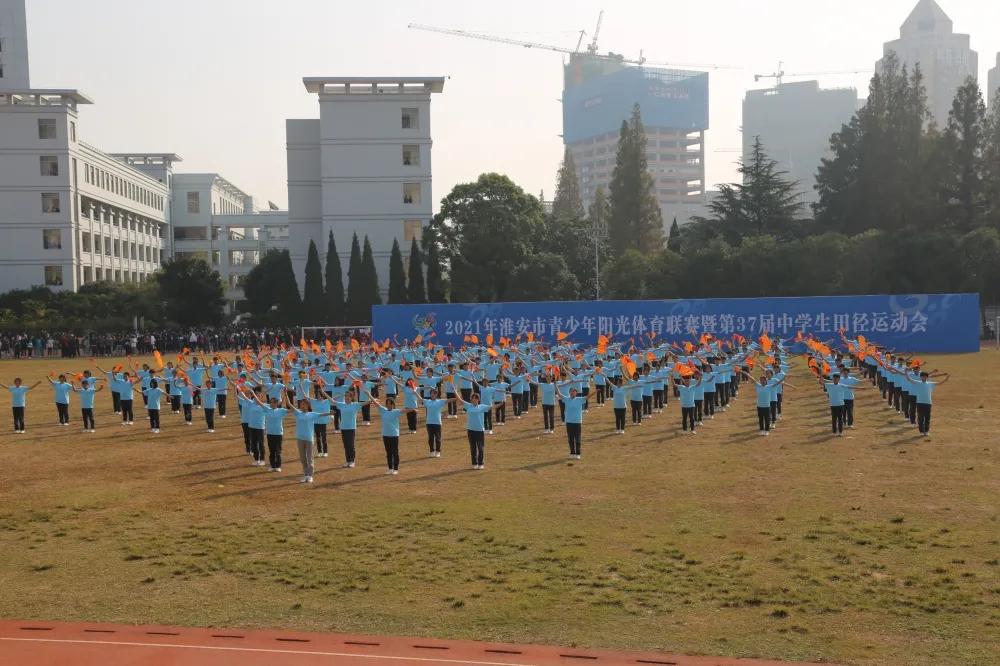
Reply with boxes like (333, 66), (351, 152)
(130, 243), (137, 260)
(42, 229), (62, 250)
(38, 119), (57, 139)
(69, 121), (76, 142)
(211, 250), (221, 266)
(83, 267), (92, 284)
(104, 236), (111, 256)
(40, 156), (59, 176)
(44, 266), (64, 286)
(186, 191), (200, 214)
(402, 145), (420, 166)
(114, 270), (121, 283)
(113, 240), (120, 258)
(401, 108), (418, 129)
(81, 232), (91, 253)
(403, 183), (420, 205)
(403, 220), (423, 242)
(41, 193), (60, 213)
(173, 226), (208, 241)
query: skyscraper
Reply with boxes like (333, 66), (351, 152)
(742, 81), (859, 206)
(879, 0), (978, 126)
(0, 0), (30, 90)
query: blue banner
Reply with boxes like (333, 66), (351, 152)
(372, 294), (980, 353)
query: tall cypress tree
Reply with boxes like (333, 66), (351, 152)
(345, 232), (364, 324)
(303, 239), (324, 321)
(551, 148), (585, 220)
(667, 217), (681, 252)
(423, 228), (447, 303)
(323, 230), (345, 324)
(387, 238), (407, 304)
(406, 237), (426, 304)
(941, 77), (986, 231)
(607, 104), (663, 256)
(985, 88), (1000, 227)
(359, 236), (382, 324)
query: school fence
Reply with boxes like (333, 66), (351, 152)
(372, 293), (981, 353)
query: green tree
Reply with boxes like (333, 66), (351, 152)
(667, 217), (681, 252)
(387, 238), (407, 304)
(507, 253), (580, 301)
(429, 173), (545, 302)
(154, 257), (225, 326)
(588, 186), (612, 298)
(303, 239), (324, 319)
(344, 233), (365, 324)
(406, 237), (426, 304)
(602, 249), (652, 300)
(541, 149), (594, 300)
(984, 89), (1000, 227)
(551, 148), (585, 220)
(242, 249), (301, 325)
(940, 78), (986, 231)
(357, 235), (382, 324)
(323, 230), (345, 324)
(815, 53), (940, 233)
(608, 104), (663, 256)
(423, 227), (447, 303)
(697, 137), (804, 240)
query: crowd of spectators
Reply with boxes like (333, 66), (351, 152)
(0, 327), (372, 359)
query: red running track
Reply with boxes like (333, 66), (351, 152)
(0, 620), (828, 665)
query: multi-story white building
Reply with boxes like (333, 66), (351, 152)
(989, 53), (999, 108)
(169, 173), (288, 311)
(879, 0), (978, 127)
(742, 80), (860, 206)
(287, 77), (445, 297)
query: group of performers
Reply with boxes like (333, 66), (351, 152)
(2, 330), (949, 483)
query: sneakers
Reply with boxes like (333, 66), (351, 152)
(220, 415), (227, 419)
(184, 421), (192, 426)
(487, 430), (494, 435)
(386, 468), (394, 475)
(151, 428), (160, 433)
(391, 469), (399, 475)
(207, 429), (215, 433)
(759, 430), (766, 436)
(765, 431), (771, 437)
(275, 467), (282, 472)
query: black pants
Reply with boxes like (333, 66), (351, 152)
(566, 422), (582, 456)
(406, 411), (417, 433)
(695, 400), (703, 422)
(844, 399), (854, 427)
(171, 395), (181, 413)
(111, 391), (121, 413)
(56, 402), (69, 424)
(917, 403), (932, 433)
(12, 406), (25, 431)
(460, 388), (472, 404)
(120, 399), (134, 423)
(250, 427), (265, 462)
(558, 399), (565, 423)
(148, 409), (160, 430)
(192, 388), (201, 407)
(757, 406), (771, 432)
(267, 434), (283, 469)
(769, 401), (778, 424)
(495, 402), (506, 424)
(141, 391), (148, 406)
(512, 393), (523, 417)
(703, 392), (715, 416)
(522, 391), (530, 412)
(614, 407), (626, 430)
(82, 408), (95, 430)
(717, 383), (728, 407)
(205, 408), (215, 430)
(333, 406), (341, 431)
(446, 392), (457, 416)
(484, 406), (493, 431)
(383, 435), (400, 470)
(830, 406), (845, 434)
(596, 385), (606, 405)
(183, 404), (193, 422)
(682, 406), (696, 431)
(341, 429), (356, 463)
(653, 389), (664, 410)
(529, 384), (538, 407)
(467, 430), (485, 466)
(543, 404), (555, 430)
(777, 392), (783, 414)
(630, 400), (643, 424)
(906, 395), (917, 424)
(314, 423), (328, 454)
(216, 393), (227, 417)
(426, 424), (442, 452)
(642, 394), (653, 416)
(362, 404), (372, 423)
(241, 423), (251, 452)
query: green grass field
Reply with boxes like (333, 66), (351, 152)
(0, 352), (997, 665)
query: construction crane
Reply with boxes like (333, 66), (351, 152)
(408, 14), (734, 71)
(754, 62), (873, 87)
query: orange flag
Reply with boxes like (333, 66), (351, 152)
(487, 347), (499, 358)
(557, 332), (568, 342)
(336, 340), (345, 353)
(683, 341), (694, 354)
(413, 335), (423, 345)
(153, 350), (164, 370)
(486, 333), (494, 346)
(760, 333), (772, 354)
(527, 332), (534, 342)
(325, 340), (333, 353)
(350, 338), (360, 352)
(469, 335), (479, 344)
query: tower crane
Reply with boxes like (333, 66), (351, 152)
(408, 13), (735, 71)
(754, 62), (873, 86)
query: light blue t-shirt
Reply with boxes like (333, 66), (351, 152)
(754, 383), (773, 408)
(53, 382), (72, 405)
(116, 380), (135, 401)
(294, 411), (325, 441)
(563, 396), (586, 424)
(463, 403), (490, 432)
(423, 398), (447, 426)
(678, 383), (697, 409)
(78, 386), (97, 409)
(264, 406), (288, 436)
(308, 398), (331, 425)
(910, 378), (936, 404)
(825, 383), (849, 407)
(245, 402), (266, 429)
(378, 406), (403, 437)
(539, 382), (556, 406)
(144, 387), (165, 411)
(201, 387), (219, 408)
(334, 402), (362, 430)
(8, 386), (29, 408)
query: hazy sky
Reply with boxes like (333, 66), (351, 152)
(24, 0), (1000, 210)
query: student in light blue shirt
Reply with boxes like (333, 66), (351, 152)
(260, 397), (289, 472)
(1, 378), (41, 433)
(47, 374), (74, 426)
(420, 389), (449, 458)
(114, 372), (139, 426)
(820, 374), (850, 437)
(142, 379), (166, 432)
(72, 380), (104, 432)
(677, 374), (702, 434)
(455, 391), (491, 469)
(201, 379), (219, 432)
(289, 395), (330, 483)
(331, 389), (364, 468)
(556, 384), (588, 459)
